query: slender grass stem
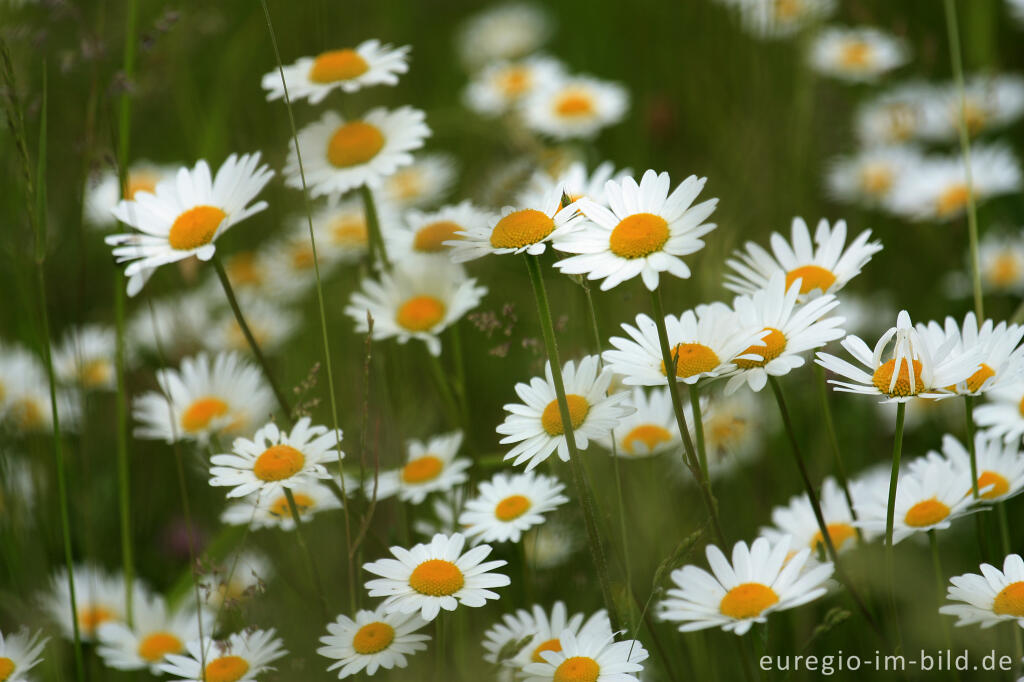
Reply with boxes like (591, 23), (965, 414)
(767, 377), (883, 640)
(814, 365), (859, 527)
(425, 350), (463, 429)
(688, 385), (709, 482)
(648, 287), (727, 547)
(360, 185), (391, 270)
(885, 401), (907, 645)
(523, 254), (620, 632)
(943, 0), (984, 322)
(284, 488), (330, 619)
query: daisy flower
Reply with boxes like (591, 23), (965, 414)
(96, 593), (210, 674)
(126, 290), (215, 358)
(387, 200), (497, 262)
(209, 416), (341, 499)
(825, 146), (923, 208)
(522, 630), (647, 682)
(345, 261), (487, 356)
(261, 40), (410, 104)
(363, 532), (510, 621)
(519, 160), (631, 213)
(918, 74), (1024, 142)
(659, 536), (833, 635)
(915, 312), (1024, 396)
(132, 351), (275, 445)
(52, 325), (119, 390)
(84, 161), (175, 227)
(885, 143), (1022, 222)
(205, 296), (300, 357)
(464, 56), (566, 116)
(508, 602), (612, 671)
(199, 550), (273, 608)
(932, 432), (1024, 503)
(0, 628), (47, 682)
(731, 0), (837, 40)
(372, 431), (470, 505)
(524, 519), (582, 569)
(158, 629), (287, 682)
(940, 554), (1024, 628)
(40, 564), (143, 641)
(725, 271), (845, 394)
(603, 305), (768, 388)
(808, 26), (909, 83)
(598, 387), (681, 457)
(977, 232), (1024, 295)
(975, 381), (1024, 443)
(816, 310), (982, 402)
(221, 480), (343, 530)
(285, 107), (430, 198)
(854, 81), (931, 145)
(381, 153), (457, 209)
(496, 355), (633, 470)
(446, 186), (584, 262)
(855, 457), (977, 543)
(553, 170), (718, 290)
(456, 2), (553, 69)
(459, 470), (568, 543)
(725, 217), (882, 299)
(0, 345), (80, 433)
(522, 75), (629, 140)
(106, 153), (273, 296)
(483, 607), (536, 670)
(702, 390), (767, 479)
(317, 605), (430, 679)
(760, 478), (866, 554)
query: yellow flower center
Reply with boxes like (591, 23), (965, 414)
(554, 656), (600, 682)
(408, 559), (465, 596)
(308, 48), (369, 83)
(622, 423), (673, 454)
(785, 265), (836, 295)
(167, 205), (227, 251)
(413, 220), (463, 253)
(494, 494), (532, 521)
(497, 65), (531, 97)
(541, 394), (590, 436)
(78, 605), (116, 635)
(126, 172), (158, 199)
(290, 244), (315, 270)
(327, 121), (385, 168)
(10, 399), (44, 430)
(963, 103), (987, 136)
(904, 497), (951, 527)
(389, 168), (424, 200)
(860, 165), (893, 195)
(1019, 395), (1024, 418)
(719, 583), (780, 619)
(660, 343), (721, 379)
(268, 492), (315, 518)
(838, 41), (872, 68)
(401, 455), (444, 484)
(554, 92), (595, 117)
(395, 295), (447, 332)
(811, 522), (857, 552)
(608, 213), (670, 259)
(532, 638), (563, 663)
(977, 471), (1010, 500)
(0, 659), (14, 681)
(204, 655), (250, 682)
(137, 632), (184, 662)
(992, 581), (1024, 617)
(990, 254), (1021, 288)
(331, 216), (368, 246)
(936, 183), (970, 217)
(871, 359), (925, 398)
(774, 0), (802, 19)
(226, 252), (263, 287)
(180, 397), (229, 434)
(80, 359), (112, 387)
(252, 444), (306, 482)
(735, 327), (787, 369)
(490, 209), (555, 249)
(351, 621), (395, 654)
(961, 363), (996, 393)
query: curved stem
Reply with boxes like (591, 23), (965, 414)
(814, 365), (859, 528)
(688, 385), (709, 482)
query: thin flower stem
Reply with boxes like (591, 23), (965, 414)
(885, 401), (907, 646)
(211, 254), (292, 418)
(426, 350), (464, 430)
(943, 0), (984, 322)
(814, 365), (859, 528)
(964, 395), (990, 560)
(524, 254), (621, 632)
(767, 377), (883, 640)
(360, 184), (391, 270)
(284, 488), (330, 619)
(649, 287), (727, 547)
(688, 385), (709, 482)
(259, 0), (356, 612)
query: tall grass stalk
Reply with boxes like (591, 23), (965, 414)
(884, 401), (907, 645)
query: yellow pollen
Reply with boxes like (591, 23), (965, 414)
(80, 359), (112, 387)
(180, 397), (229, 433)
(735, 327), (787, 369)
(331, 216), (368, 246)
(993, 582), (1024, 617)
(872, 359), (925, 398)
(785, 265), (837, 294)
(811, 523), (857, 552)
(11, 399), (44, 430)
(555, 92), (595, 117)
(137, 632), (183, 662)
(541, 394), (590, 436)
(963, 103), (987, 136)
(327, 121), (385, 168)
(408, 559), (464, 596)
(395, 295), (446, 332)
(608, 213), (670, 259)
(838, 41), (873, 68)
(252, 444), (306, 482)
(1019, 394), (1024, 418)
(936, 183), (970, 217)
(0, 659), (14, 681)
(352, 621), (395, 655)
(977, 471), (1010, 500)
(774, 0), (802, 19)
(490, 209), (555, 249)
(660, 343), (721, 379)
(78, 605), (116, 635)
(719, 583), (780, 620)
(389, 168), (424, 200)
(554, 656), (600, 682)
(309, 48), (369, 83)
(532, 638), (563, 663)
(494, 494), (532, 521)
(291, 244), (315, 270)
(401, 455), (444, 484)
(990, 254), (1021, 288)
(204, 655), (250, 682)
(961, 363), (996, 393)
(622, 423), (673, 454)
(497, 66), (531, 96)
(126, 172), (158, 199)
(413, 220), (463, 253)
(167, 205), (226, 251)
(904, 497), (951, 527)
(268, 492), (315, 518)
(226, 251), (263, 287)
(860, 165), (893, 195)
(708, 416), (747, 449)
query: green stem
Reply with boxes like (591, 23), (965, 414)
(284, 488), (330, 619)
(360, 184), (391, 270)
(523, 254), (620, 632)
(426, 351), (463, 430)
(929, 531), (960, 681)
(688, 385), (709, 482)
(943, 0), (984, 321)
(648, 287), (727, 547)
(885, 401), (907, 646)
(964, 395), (990, 560)
(814, 365), (859, 527)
